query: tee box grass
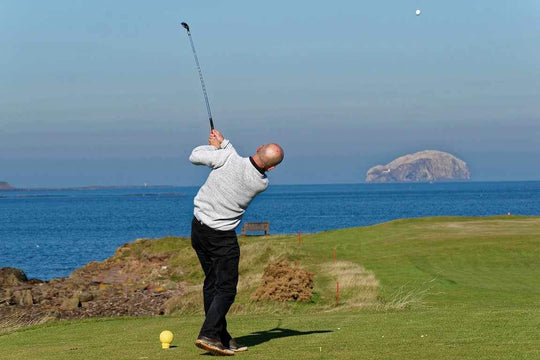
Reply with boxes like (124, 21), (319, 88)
(1, 216), (539, 359)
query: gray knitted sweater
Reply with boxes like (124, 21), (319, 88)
(189, 139), (269, 231)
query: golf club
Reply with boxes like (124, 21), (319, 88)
(181, 22), (214, 130)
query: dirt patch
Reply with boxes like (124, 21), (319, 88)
(251, 259), (314, 302)
(0, 239), (185, 332)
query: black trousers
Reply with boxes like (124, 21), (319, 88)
(191, 217), (240, 344)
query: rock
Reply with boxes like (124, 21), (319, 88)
(79, 291), (94, 303)
(98, 283), (111, 291)
(1, 238), (185, 330)
(61, 295), (81, 310)
(11, 289), (34, 306)
(27, 278), (45, 285)
(0, 181), (15, 190)
(365, 150), (470, 183)
(0, 267), (28, 286)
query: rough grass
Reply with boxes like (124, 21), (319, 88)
(2, 216), (540, 359)
(147, 232), (369, 316)
(0, 312), (43, 333)
(319, 261), (379, 308)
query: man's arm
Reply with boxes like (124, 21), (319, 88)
(189, 130), (234, 169)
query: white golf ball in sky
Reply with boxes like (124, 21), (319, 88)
(416, 9), (421, 16)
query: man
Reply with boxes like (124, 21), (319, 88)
(189, 129), (284, 356)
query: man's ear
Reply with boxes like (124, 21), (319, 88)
(266, 165), (276, 172)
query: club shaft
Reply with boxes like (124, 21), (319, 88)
(186, 30), (214, 130)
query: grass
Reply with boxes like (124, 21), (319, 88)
(1, 216), (539, 359)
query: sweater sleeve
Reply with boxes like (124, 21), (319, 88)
(189, 139), (235, 169)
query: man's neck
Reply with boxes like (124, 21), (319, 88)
(249, 155), (266, 174)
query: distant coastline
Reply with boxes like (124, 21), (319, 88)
(0, 183), (177, 191)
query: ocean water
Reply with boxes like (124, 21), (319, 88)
(1, 181), (539, 280)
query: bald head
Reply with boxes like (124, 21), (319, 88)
(254, 143), (284, 171)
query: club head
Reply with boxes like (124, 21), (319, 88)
(181, 22), (190, 31)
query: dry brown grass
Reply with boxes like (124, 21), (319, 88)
(250, 259), (314, 302)
(237, 273), (262, 292)
(320, 261), (380, 309)
(162, 284), (203, 315)
(0, 309), (51, 333)
(238, 239), (300, 275)
(378, 279), (435, 310)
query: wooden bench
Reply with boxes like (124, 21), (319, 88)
(241, 221), (270, 236)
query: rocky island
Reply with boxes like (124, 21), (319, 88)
(0, 182), (14, 190)
(365, 150), (470, 183)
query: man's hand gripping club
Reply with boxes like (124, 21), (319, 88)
(208, 129), (224, 149)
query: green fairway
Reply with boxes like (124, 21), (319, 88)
(1, 216), (539, 359)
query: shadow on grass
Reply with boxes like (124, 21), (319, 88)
(198, 322), (332, 355)
(235, 325), (333, 348)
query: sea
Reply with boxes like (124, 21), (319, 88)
(1, 181), (539, 281)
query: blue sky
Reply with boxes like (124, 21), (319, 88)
(1, 1), (539, 187)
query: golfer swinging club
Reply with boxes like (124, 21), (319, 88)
(190, 129), (284, 356)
